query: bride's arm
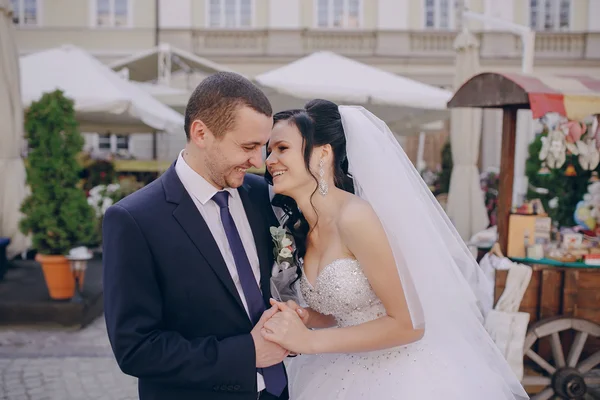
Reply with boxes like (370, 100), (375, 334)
(262, 200), (424, 355)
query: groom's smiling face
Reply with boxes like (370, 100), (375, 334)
(202, 105), (273, 189)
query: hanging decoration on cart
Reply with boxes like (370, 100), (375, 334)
(539, 116), (600, 171)
(539, 127), (567, 168)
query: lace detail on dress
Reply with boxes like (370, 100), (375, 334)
(300, 258), (387, 328)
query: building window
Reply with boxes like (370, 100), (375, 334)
(208, 0), (252, 28)
(424, 0), (461, 30)
(316, 0), (361, 28)
(116, 135), (129, 150)
(10, 0), (39, 26)
(98, 134), (112, 150)
(93, 0), (131, 27)
(98, 134), (130, 153)
(529, 0), (570, 31)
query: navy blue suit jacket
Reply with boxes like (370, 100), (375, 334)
(102, 164), (287, 400)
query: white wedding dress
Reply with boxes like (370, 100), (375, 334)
(276, 106), (528, 400)
(286, 258), (527, 400)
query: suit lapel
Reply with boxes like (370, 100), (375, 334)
(172, 191), (247, 315)
(238, 184), (273, 306)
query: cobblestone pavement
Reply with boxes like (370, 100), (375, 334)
(0, 317), (138, 400)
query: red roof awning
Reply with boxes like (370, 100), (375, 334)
(448, 72), (600, 120)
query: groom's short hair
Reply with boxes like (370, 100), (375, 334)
(184, 71), (272, 140)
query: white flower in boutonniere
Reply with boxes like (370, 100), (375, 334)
(279, 247), (293, 258)
(270, 226), (287, 241)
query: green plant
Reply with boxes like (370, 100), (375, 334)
(525, 130), (595, 227)
(19, 90), (97, 255)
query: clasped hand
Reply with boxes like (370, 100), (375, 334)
(261, 299), (312, 355)
(251, 300), (311, 368)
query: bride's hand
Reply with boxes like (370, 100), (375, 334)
(261, 300), (313, 354)
(281, 299), (310, 326)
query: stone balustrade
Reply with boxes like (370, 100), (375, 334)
(15, 27), (600, 62)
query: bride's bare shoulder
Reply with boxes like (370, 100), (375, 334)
(337, 193), (378, 228)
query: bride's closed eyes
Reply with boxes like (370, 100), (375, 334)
(267, 141), (290, 154)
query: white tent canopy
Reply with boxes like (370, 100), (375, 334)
(0, 0), (30, 258)
(109, 43), (235, 84)
(131, 80), (189, 112)
(20, 45), (184, 134)
(255, 51), (452, 134)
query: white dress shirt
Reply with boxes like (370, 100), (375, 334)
(175, 151), (265, 392)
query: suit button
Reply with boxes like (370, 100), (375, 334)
(234, 385), (241, 391)
(220, 384), (228, 391)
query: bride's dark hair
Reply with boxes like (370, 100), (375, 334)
(264, 99), (354, 263)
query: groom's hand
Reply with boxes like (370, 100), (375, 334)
(251, 305), (289, 368)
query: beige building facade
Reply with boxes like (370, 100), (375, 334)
(10, 0), (600, 165)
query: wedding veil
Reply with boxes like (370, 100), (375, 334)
(339, 106), (528, 399)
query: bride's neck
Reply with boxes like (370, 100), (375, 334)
(293, 188), (340, 229)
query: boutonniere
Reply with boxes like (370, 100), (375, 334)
(270, 225), (297, 275)
(269, 224), (302, 303)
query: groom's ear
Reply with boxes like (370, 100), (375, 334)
(189, 119), (211, 148)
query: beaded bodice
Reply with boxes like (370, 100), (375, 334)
(300, 258), (387, 328)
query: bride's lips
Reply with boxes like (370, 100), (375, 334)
(271, 170), (287, 180)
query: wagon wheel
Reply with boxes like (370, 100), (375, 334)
(522, 317), (600, 399)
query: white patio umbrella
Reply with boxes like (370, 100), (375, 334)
(130, 81), (189, 114)
(20, 45), (184, 134)
(445, 31), (489, 240)
(0, 0), (30, 258)
(255, 51), (452, 134)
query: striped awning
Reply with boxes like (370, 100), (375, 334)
(448, 72), (600, 121)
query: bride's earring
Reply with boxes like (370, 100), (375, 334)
(318, 159), (328, 196)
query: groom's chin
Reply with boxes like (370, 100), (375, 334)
(225, 174), (246, 188)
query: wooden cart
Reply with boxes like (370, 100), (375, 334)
(448, 72), (600, 399)
(496, 260), (600, 399)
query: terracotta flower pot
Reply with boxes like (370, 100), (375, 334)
(35, 254), (84, 300)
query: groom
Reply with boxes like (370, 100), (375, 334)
(103, 72), (288, 400)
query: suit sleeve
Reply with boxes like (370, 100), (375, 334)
(102, 204), (257, 391)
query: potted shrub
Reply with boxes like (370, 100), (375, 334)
(19, 90), (97, 300)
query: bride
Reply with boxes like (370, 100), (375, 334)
(262, 99), (529, 399)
